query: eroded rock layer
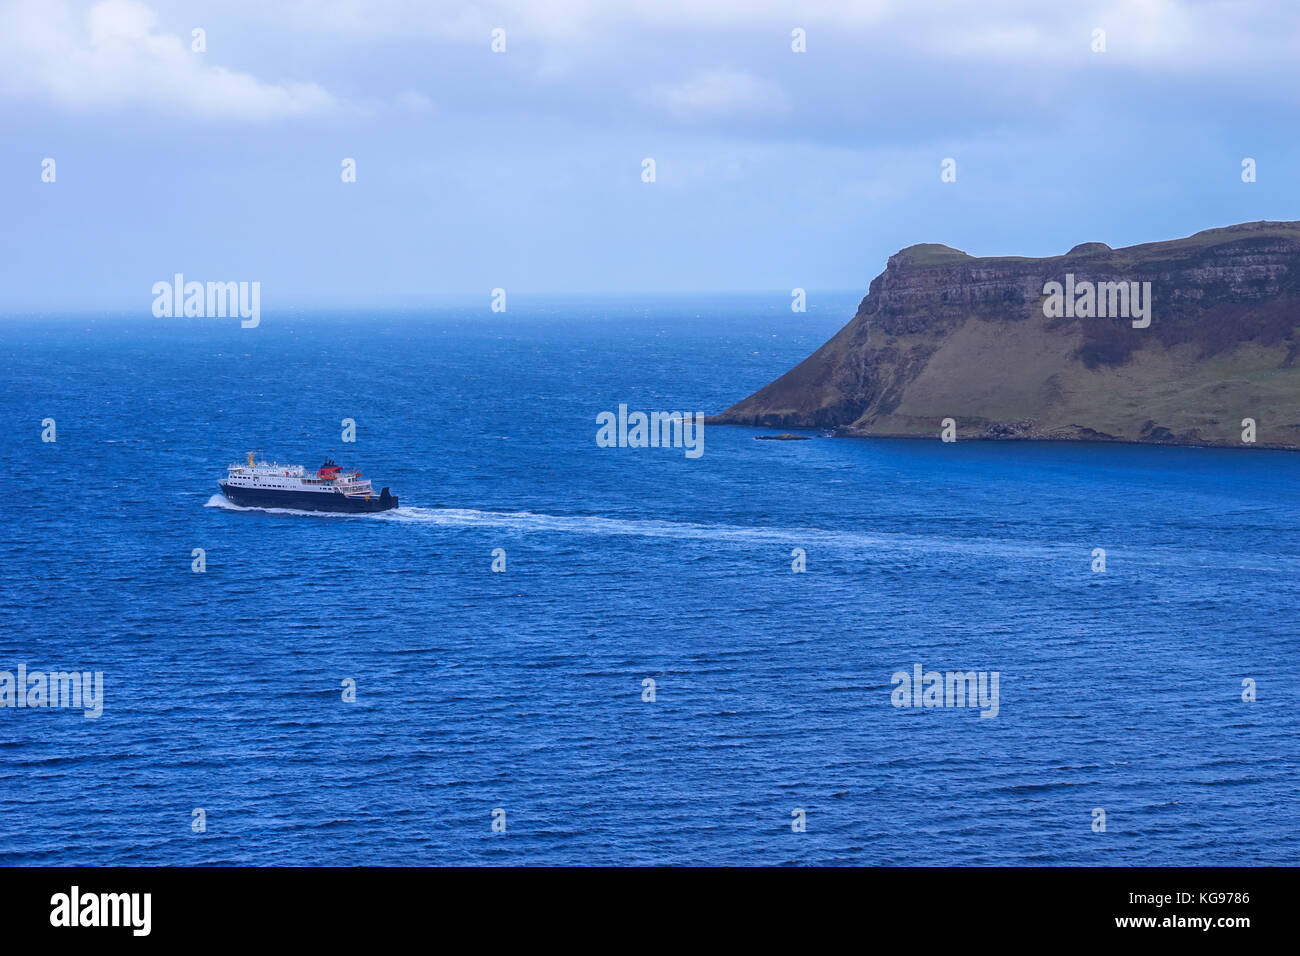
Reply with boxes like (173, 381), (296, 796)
(711, 221), (1300, 447)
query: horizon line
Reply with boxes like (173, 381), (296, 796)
(0, 289), (868, 318)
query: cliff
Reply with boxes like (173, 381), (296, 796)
(711, 221), (1300, 448)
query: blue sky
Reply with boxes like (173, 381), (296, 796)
(1, 0), (1298, 309)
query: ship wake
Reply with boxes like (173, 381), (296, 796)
(206, 498), (1296, 571)
(375, 505), (1074, 560)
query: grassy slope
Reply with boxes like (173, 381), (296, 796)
(718, 222), (1300, 447)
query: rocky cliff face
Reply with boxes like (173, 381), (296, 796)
(711, 221), (1300, 448)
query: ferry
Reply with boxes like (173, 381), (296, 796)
(219, 454), (398, 513)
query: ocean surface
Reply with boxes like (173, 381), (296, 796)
(1, 296), (1297, 866)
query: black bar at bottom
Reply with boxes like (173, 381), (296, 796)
(0, 865), (1277, 942)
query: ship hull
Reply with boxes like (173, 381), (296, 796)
(218, 482), (398, 513)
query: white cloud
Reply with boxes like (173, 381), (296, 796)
(649, 69), (790, 121)
(5, 0), (1295, 133)
(261, 0), (890, 40)
(265, 0), (1300, 68)
(0, 0), (336, 121)
(394, 90), (436, 114)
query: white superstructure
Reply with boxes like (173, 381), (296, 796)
(223, 453), (377, 498)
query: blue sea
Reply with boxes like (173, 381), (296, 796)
(1, 296), (1297, 866)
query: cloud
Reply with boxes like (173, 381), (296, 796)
(648, 69), (790, 121)
(242, 0), (1300, 65)
(6, 0), (1298, 141)
(394, 89), (436, 114)
(255, 0), (890, 41)
(0, 0), (336, 121)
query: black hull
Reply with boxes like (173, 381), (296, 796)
(219, 483), (398, 513)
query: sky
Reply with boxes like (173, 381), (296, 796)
(1, 0), (1298, 310)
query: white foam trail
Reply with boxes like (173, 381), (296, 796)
(204, 494), (367, 518)
(207, 498), (1298, 571)
(372, 505), (1070, 559)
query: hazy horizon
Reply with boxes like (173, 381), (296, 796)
(0, 287), (870, 316)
